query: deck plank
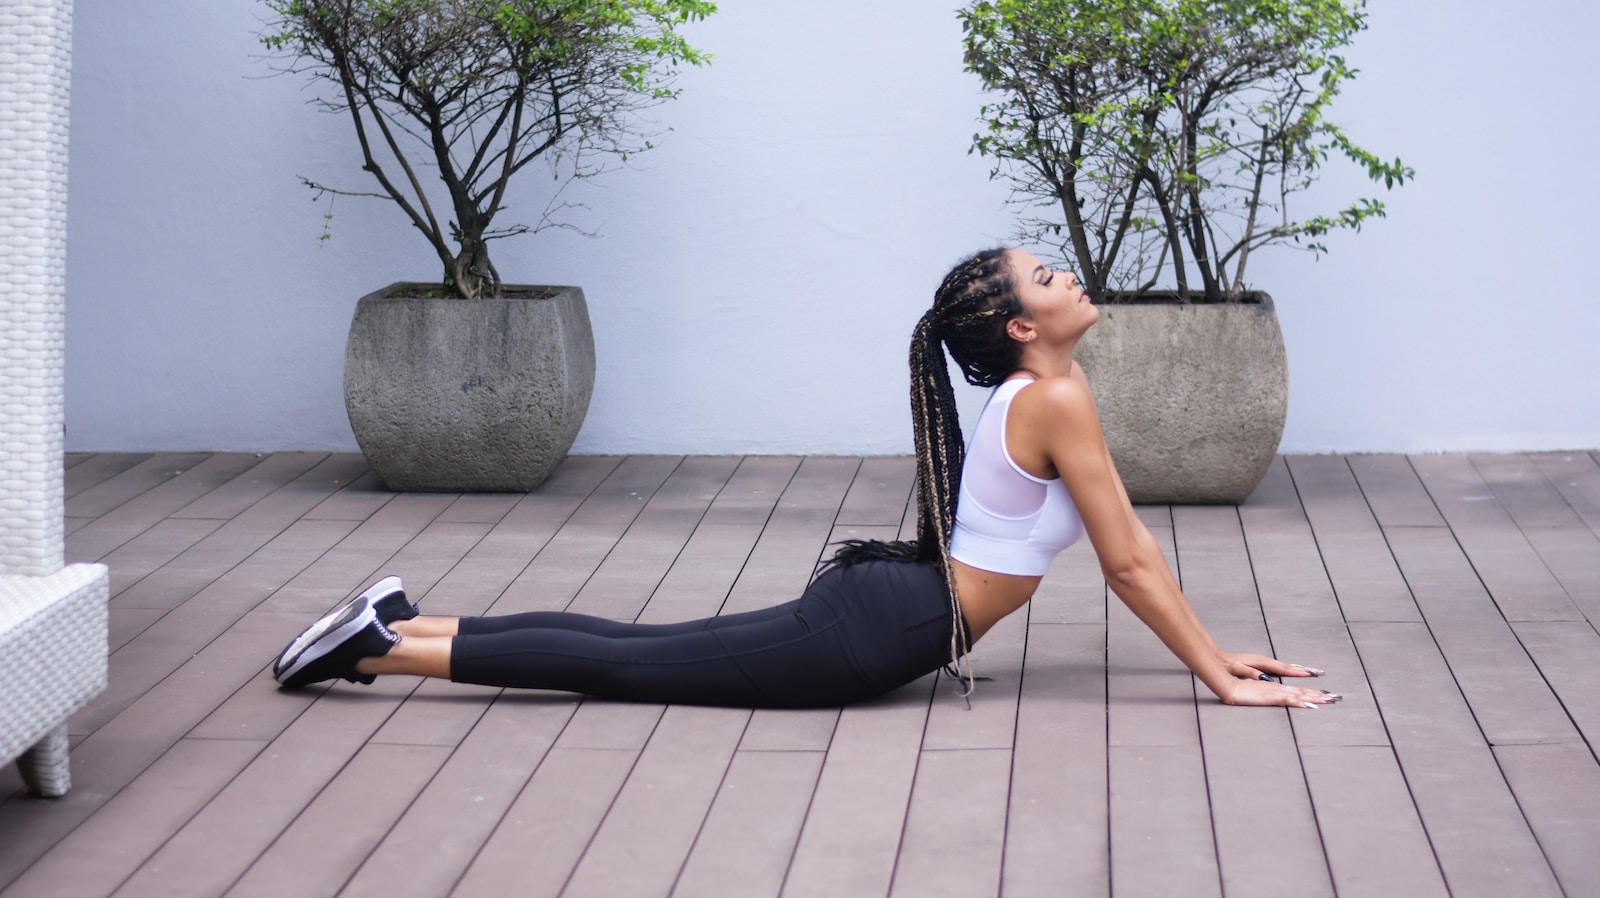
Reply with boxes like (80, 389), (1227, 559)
(1240, 459), (1393, 747)
(1171, 505), (1265, 624)
(422, 454), (621, 618)
(565, 456), (740, 623)
(1408, 454), (1518, 529)
(1477, 452), (1600, 622)
(73, 517), (360, 735)
(97, 516), (223, 597)
(107, 677), (421, 898)
(894, 611), (1024, 895)
(339, 694), (578, 898)
(1529, 451), (1600, 536)
(781, 678), (934, 898)
(1518, 526), (1600, 624)
(673, 749), (826, 898)
(1175, 501), (1331, 897)
(636, 457), (799, 623)
(1409, 454), (1582, 622)
(1492, 742), (1600, 898)
(700, 456), (802, 526)
(1510, 621), (1600, 751)
(562, 705), (749, 898)
(737, 708), (838, 753)
(638, 522), (763, 624)
(1198, 700), (1333, 898)
(1105, 518), (1221, 897)
(489, 455), (682, 616)
(1350, 622), (1564, 897)
(257, 492), (460, 615)
(1001, 621), (1109, 898)
(283, 518), (490, 617)
(836, 456), (917, 527)
(1299, 745), (1449, 898)
(891, 748), (1011, 898)
(442, 683), (651, 897)
(171, 451), (331, 520)
(1345, 455), (1446, 528)
(1384, 527), (1580, 745)
(1029, 538), (1107, 625)
(434, 491), (524, 525)
(224, 742), (451, 898)
(1285, 455), (1421, 622)
(300, 468), (396, 521)
(4, 452), (1597, 898)
(923, 609), (1025, 752)
(101, 454), (373, 612)
(62, 452), (149, 498)
(1470, 454), (1587, 529)
(63, 452), (209, 518)
(721, 457), (858, 616)
(1107, 525), (1200, 749)
(64, 453), (263, 562)
(1109, 744), (1221, 898)
(450, 747), (640, 898)
(0, 738), (264, 898)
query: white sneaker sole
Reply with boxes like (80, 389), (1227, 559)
(273, 576), (401, 680)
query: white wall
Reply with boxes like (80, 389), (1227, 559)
(63, 1), (1600, 455)
(1250, 0), (1600, 453)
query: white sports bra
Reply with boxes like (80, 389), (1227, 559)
(949, 378), (1087, 575)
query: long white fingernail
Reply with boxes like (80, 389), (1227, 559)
(1303, 702), (1317, 709)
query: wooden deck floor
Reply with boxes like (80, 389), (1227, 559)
(3, 451), (1600, 897)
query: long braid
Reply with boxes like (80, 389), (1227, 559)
(910, 310), (979, 703)
(821, 248), (1021, 706)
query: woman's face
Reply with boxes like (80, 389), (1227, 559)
(1004, 249), (1097, 346)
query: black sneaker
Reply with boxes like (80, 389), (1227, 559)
(271, 576), (413, 683)
(273, 574), (409, 677)
(274, 605), (401, 689)
(363, 575), (419, 625)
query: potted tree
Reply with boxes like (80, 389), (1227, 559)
(261, 0), (715, 491)
(960, 0), (1411, 502)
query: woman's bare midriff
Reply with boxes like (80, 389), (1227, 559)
(951, 559), (1042, 643)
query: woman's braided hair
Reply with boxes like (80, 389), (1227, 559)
(823, 247), (1022, 701)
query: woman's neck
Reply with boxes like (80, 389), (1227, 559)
(1014, 342), (1079, 380)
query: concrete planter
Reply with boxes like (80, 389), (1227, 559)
(1074, 292), (1287, 504)
(344, 284), (595, 492)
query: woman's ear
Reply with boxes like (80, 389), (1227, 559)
(1006, 317), (1036, 344)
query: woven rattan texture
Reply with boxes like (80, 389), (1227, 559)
(0, 1), (73, 577)
(0, 565), (109, 763)
(14, 723), (69, 797)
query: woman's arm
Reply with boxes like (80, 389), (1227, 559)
(1103, 442), (1322, 680)
(1009, 377), (1336, 708)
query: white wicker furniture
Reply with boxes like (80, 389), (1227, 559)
(0, 568), (108, 796)
(1, 0), (109, 798)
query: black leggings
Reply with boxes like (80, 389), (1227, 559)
(449, 559), (957, 708)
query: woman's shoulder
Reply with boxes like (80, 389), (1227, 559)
(1003, 369), (1104, 472)
(1012, 370), (1093, 413)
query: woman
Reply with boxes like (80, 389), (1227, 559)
(273, 248), (1339, 711)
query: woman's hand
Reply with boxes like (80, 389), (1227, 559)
(1224, 677), (1342, 709)
(1220, 651), (1324, 681)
